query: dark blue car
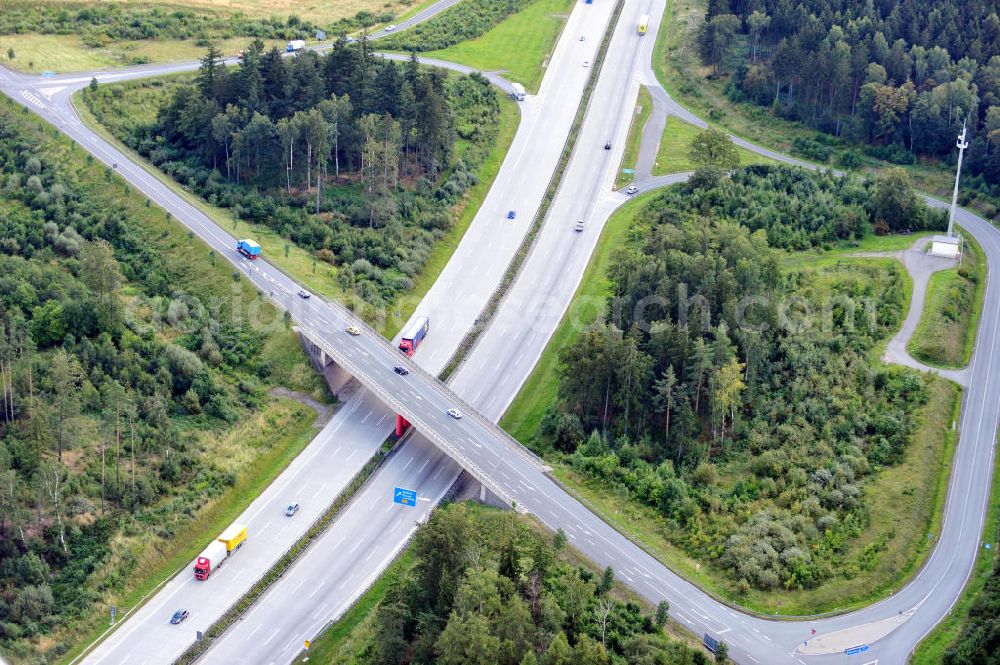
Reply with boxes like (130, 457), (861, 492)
(507, 210), (516, 219)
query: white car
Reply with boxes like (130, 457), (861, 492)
(626, 185), (639, 195)
(574, 219), (585, 232)
(446, 408), (462, 419)
(385, 24), (396, 31)
(583, 60), (590, 67)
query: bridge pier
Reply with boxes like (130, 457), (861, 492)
(296, 328), (359, 398)
(448, 471), (510, 510)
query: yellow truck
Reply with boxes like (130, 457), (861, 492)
(194, 523), (247, 580)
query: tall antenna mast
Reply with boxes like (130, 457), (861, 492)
(947, 121), (968, 238)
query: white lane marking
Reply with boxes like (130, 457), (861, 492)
(417, 459), (429, 474)
(337, 574), (355, 590)
(312, 602), (329, 620)
(262, 628), (281, 645)
(308, 582), (324, 598)
(246, 624), (263, 640)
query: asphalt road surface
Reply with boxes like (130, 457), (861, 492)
(1, 0), (998, 661)
(0, 0), (618, 663)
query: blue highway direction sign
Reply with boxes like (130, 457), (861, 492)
(394, 486), (417, 506)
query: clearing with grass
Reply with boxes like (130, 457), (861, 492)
(381, 0), (575, 91)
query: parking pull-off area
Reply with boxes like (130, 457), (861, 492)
(798, 612), (912, 656)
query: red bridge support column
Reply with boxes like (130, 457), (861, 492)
(395, 415), (411, 437)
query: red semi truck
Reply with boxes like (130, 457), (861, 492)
(194, 524), (247, 580)
(398, 316), (429, 356)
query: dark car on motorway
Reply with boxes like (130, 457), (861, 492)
(170, 610), (189, 625)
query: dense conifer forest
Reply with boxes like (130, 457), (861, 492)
(83, 40), (503, 310)
(696, 0), (1000, 195)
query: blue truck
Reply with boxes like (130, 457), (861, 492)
(236, 239), (261, 259)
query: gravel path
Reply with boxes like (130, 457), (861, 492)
(269, 388), (337, 427)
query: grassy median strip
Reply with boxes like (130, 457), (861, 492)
(614, 85), (653, 189)
(652, 115), (776, 174)
(909, 232), (987, 368)
(173, 436), (400, 664)
(439, 0), (627, 382)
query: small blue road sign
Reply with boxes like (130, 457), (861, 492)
(394, 486), (417, 506)
(622, 168), (635, 174)
(844, 645), (870, 656)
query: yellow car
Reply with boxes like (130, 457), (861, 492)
(345, 326), (361, 336)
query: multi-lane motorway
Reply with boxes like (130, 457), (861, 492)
(1, 0), (998, 663)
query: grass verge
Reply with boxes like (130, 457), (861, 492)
(1, 34), (282, 74)
(614, 85), (653, 189)
(652, 115), (776, 174)
(909, 233), (987, 368)
(426, 0), (575, 92)
(8, 0), (424, 27)
(174, 435), (399, 664)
